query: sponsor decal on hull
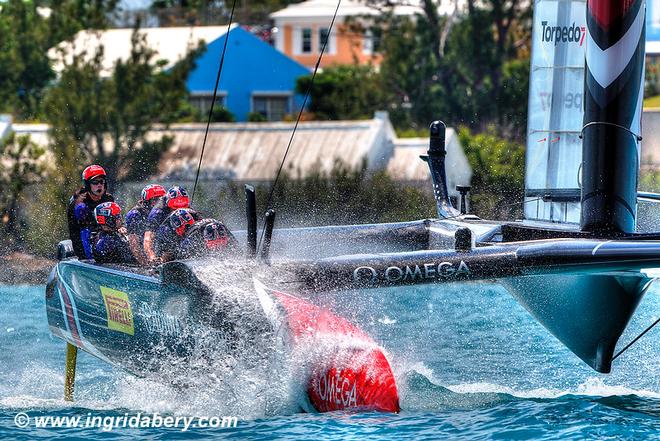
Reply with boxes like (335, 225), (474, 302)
(101, 287), (134, 336)
(139, 304), (181, 336)
(353, 261), (470, 284)
(316, 369), (358, 409)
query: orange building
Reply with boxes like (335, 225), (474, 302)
(270, 0), (429, 69)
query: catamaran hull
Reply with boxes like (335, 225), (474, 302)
(45, 259), (399, 412)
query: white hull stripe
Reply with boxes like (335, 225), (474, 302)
(592, 240), (612, 256)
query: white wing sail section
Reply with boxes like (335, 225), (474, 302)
(525, 0), (586, 223)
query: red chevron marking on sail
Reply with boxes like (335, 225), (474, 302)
(588, 0), (637, 29)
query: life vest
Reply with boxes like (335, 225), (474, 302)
(92, 231), (136, 264)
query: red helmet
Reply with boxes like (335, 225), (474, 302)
(141, 184), (166, 204)
(94, 202), (122, 229)
(82, 165), (107, 192)
(168, 208), (195, 236)
(203, 221), (229, 249)
(83, 165), (106, 181)
(165, 186), (190, 210)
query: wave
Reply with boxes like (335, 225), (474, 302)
(397, 364), (660, 414)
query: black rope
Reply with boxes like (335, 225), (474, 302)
(190, 0), (238, 205)
(612, 317), (660, 361)
(257, 0), (342, 251)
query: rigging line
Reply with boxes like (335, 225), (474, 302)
(580, 121), (642, 142)
(257, 0), (342, 252)
(611, 317), (660, 361)
(190, 0), (238, 206)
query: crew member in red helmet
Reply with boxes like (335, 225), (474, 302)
(66, 165), (114, 259)
(154, 208), (197, 262)
(143, 186), (201, 263)
(125, 184), (166, 265)
(92, 202), (136, 264)
(177, 219), (238, 260)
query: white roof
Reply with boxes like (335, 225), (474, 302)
(153, 116), (394, 181)
(7, 115), (473, 188)
(49, 25), (234, 75)
(387, 130), (472, 193)
(270, 0), (458, 21)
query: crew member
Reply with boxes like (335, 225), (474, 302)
(177, 218), (238, 260)
(143, 186), (201, 263)
(154, 208), (201, 262)
(67, 165), (114, 259)
(125, 184), (166, 265)
(92, 202), (136, 264)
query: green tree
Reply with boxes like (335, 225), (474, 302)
(442, 2), (531, 137)
(0, 133), (46, 252)
(42, 27), (202, 187)
(377, 13), (445, 129)
(0, 1), (54, 120)
(46, 0), (120, 44)
(0, 0), (120, 120)
(374, 0), (531, 139)
(149, 0), (302, 26)
(296, 64), (387, 120)
(458, 126), (525, 219)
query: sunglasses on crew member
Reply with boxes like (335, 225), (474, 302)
(90, 178), (106, 185)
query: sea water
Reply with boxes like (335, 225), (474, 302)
(0, 282), (658, 440)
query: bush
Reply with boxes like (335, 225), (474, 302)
(295, 65), (386, 121)
(247, 112), (267, 122)
(211, 106), (235, 122)
(20, 178), (69, 257)
(458, 126), (525, 219)
(202, 160), (437, 230)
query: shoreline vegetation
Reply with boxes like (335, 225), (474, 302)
(0, 252), (53, 285)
